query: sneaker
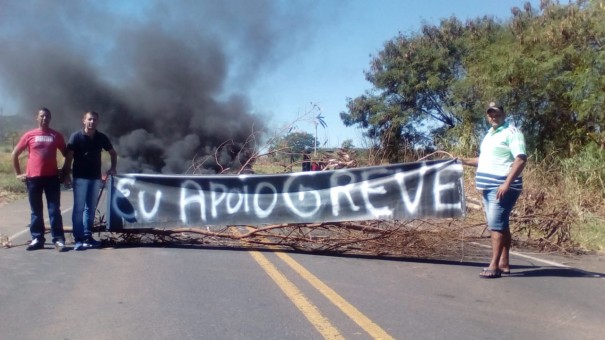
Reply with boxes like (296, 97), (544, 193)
(83, 237), (101, 248)
(26, 238), (44, 251)
(54, 240), (66, 252)
(74, 242), (84, 251)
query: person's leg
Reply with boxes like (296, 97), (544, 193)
(481, 189), (504, 278)
(71, 177), (87, 244)
(44, 176), (65, 243)
(498, 229), (512, 273)
(497, 190), (521, 273)
(488, 230), (505, 270)
(26, 177), (46, 243)
(83, 179), (101, 240)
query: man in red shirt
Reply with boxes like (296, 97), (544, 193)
(12, 108), (69, 251)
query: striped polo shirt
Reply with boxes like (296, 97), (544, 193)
(476, 122), (526, 191)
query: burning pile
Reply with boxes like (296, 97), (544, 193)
(0, 1), (317, 174)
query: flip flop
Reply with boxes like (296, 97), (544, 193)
(479, 268), (502, 279)
(483, 267), (511, 275)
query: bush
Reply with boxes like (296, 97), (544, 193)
(510, 149), (605, 253)
(560, 142), (605, 198)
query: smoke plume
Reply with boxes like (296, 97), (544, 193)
(0, 0), (316, 173)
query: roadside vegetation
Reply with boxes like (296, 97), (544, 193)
(254, 0), (605, 253)
(0, 141), (27, 204)
(1, 1), (603, 253)
(337, 0), (605, 253)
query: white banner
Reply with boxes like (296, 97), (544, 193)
(107, 159), (465, 230)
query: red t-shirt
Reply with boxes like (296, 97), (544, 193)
(16, 128), (66, 177)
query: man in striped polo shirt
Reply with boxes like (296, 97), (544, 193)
(461, 102), (527, 278)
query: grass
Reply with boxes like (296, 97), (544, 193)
(0, 148), (14, 173)
(253, 163), (289, 174)
(0, 143), (27, 203)
(515, 151), (605, 253)
(252, 156), (299, 174)
(573, 213), (605, 253)
(0, 174), (26, 194)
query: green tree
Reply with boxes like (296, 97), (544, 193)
(340, 16), (483, 161)
(341, 139), (355, 150)
(268, 131), (316, 162)
(341, 0), (605, 160)
(285, 131), (316, 154)
(467, 0), (605, 158)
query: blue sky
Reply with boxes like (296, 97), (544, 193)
(0, 0), (538, 150)
(249, 0), (539, 148)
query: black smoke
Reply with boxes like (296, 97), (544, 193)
(0, 0), (318, 173)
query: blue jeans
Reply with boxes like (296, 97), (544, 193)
(482, 189), (521, 231)
(26, 176), (65, 243)
(72, 178), (102, 242)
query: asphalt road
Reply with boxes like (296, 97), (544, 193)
(0, 190), (604, 339)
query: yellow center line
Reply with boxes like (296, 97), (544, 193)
(275, 252), (395, 340)
(248, 250), (344, 340)
(242, 226), (394, 339)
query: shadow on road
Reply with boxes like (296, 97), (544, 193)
(69, 240), (605, 279)
(509, 267), (604, 279)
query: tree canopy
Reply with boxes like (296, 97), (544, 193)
(268, 131), (316, 161)
(340, 0), (605, 160)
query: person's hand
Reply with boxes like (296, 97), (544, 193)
(63, 173), (72, 187)
(16, 174), (26, 182)
(106, 168), (117, 176)
(496, 183), (510, 200)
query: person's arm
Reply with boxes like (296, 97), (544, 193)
(107, 149), (118, 175)
(459, 157), (479, 167)
(54, 133), (70, 184)
(497, 154), (527, 199)
(63, 150), (74, 185)
(11, 145), (27, 182)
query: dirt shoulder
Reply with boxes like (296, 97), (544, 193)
(0, 190), (25, 208)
